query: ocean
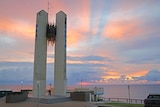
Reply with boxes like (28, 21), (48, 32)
(80, 84), (160, 100)
(1, 84), (160, 100)
(104, 84), (160, 99)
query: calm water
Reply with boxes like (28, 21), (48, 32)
(1, 84), (160, 100)
(83, 84), (160, 99)
(102, 84), (160, 99)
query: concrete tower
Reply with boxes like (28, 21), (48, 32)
(54, 11), (67, 96)
(33, 10), (48, 97)
(33, 10), (67, 97)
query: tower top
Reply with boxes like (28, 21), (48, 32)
(38, 10), (48, 14)
(56, 11), (67, 16)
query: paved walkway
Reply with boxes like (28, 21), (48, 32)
(0, 101), (94, 107)
(0, 97), (118, 107)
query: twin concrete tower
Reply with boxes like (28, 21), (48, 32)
(33, 10), (67, 97)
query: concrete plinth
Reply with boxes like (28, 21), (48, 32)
(33, 10), (48, 97)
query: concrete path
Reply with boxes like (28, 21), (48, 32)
(0, 100), (94, 107)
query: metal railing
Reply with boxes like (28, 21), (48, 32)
(101, 97), (144, 104)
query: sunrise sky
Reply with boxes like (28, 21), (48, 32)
(0, 0), (160, 86)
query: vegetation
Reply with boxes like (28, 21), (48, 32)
(105, 102), (144, 107)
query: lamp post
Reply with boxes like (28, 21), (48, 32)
(81, 79), (83, 88)
(20, 81), (24, 90)
(37, 81), (40, 107)
(128, 85), (130, 106)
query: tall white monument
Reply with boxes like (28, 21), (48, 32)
(33, 10), (48, 97)
(54, 11), (67, 96)
(33, 10), (67, 97)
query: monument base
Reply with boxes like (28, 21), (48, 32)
(27, 95), (71, 104)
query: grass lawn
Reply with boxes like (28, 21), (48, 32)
(105, 102), (144, 107)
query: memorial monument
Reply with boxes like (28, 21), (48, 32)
(33, 10), (67, 97)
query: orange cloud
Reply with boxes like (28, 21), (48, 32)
(0, 18), (34, 39)
(102, 19), (142, 40)
(0, 17), (35, 62)
(67, 30), (85, 47)
(101, 70), (120, 80)
(128, 70), (148, 77)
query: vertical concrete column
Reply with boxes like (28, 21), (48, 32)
(33, 10), (48, 97)
(54, 11), (67, 96)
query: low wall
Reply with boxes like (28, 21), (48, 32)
(71, 91), (91, 101)
(0, 91), (12, 98)
(6, 90), (29, 103)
